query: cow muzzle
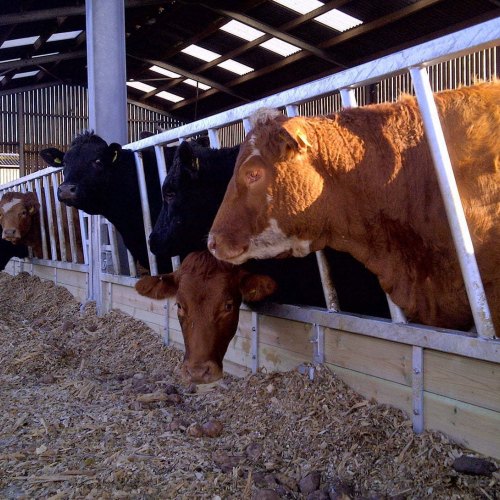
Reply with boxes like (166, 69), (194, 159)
(57, 184), (78, 203)
(2, 228), (20, 243)
(182, 360), (222, 384)
(207, 233), (248, 264)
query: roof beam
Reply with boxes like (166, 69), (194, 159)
(0, 1), (169, 26)
(0, 51), (86, 72)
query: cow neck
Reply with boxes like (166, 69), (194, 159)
(304, 113), (470, 327)
(101, 151), (142, 227)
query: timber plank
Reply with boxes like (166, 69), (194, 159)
(325, 328), (412, 386)
(424, 351), (500, 412)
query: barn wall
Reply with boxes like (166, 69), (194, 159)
(1, 24), (499, 460)
(0, 84), (183, 176)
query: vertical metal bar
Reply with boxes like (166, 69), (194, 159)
(412, 346), (424, 433)
(208, 128), (220, 149)
(42, 176), (58, 260)
(311, 323), (325, 365)
(106, 221), (121, 274)
(88, 215), (103, 308)
(134, 151), (158, 275)
(410, 66), (495, 339)
(155, 145), (168, 186)
(65, 205), (78, 263)
(251, 312), (259, 373)
(127, 249), (138, 277)
(242, 118), (252, 134)
(171, 256), (181, 271)
(163, 302), (170, 346)
(79, 211), (90, 266)
(16, 93), (25, 178)
(51, 172), (67, 261)
(340, 88), (357, 108)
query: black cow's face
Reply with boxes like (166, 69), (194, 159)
(149, 141), (220, 259)
(40, 133), (122, 215)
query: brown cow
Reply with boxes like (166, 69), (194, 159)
(208, 83), (500, 333)
(135, 250), (277, 384)
(0, 191), (84, 263)
(0, 192), (42, 257)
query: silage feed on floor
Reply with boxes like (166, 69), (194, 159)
(0, 271), (498, 499)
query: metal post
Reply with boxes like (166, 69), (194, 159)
(251, 312), (259, 373)
(16, 94), (26, 177)
(208, 128), (220, 148)
(85, 0), (128, 314)
(134, 151), (158, 275)
(410, 66), (495, 339)
(412, 346), (424, 433)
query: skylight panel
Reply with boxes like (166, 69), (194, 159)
(12, 70), (40, 79)
(183, 79), (211, 90)
(149, 65), (181, 78)
(0, 57), (21, 64)
(181, 44), (220, 62)
(1, 36), (39, 49)
(315, 9), (362, 31)
(273, 0), (320, 15)
(220, 20), (264, 41)
(156, 91), (184, 103)
(47, 30), (83, 42)
(273, 0), (362, 32)
(217, 59), (253, 75)
(260, 38), (301, 57)
(32, 52), (59, 58)
(126, 81), (156, 93)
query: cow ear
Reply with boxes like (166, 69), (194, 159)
(24, 192), (40, 215)
(279, 120), (312, 155)
(40, 148), (65, 167)
(135, 273), (179, 300)
(105, 143), (122, 165)
(178, 141), (200, 178)
(239, 271), (278, 302)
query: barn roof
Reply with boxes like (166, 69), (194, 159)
(0, 0), (499, 123)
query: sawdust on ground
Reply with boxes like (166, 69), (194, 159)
(0, 271), (498, 499)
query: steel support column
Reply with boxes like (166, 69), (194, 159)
(85, 0), (128, 314)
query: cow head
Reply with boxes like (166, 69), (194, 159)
(0, 192), (40, 244)
(40, 132), (122, 214)
(208, 111), (324, 264)
(135, 251), (277, 384)
(149, 141), (238, 259)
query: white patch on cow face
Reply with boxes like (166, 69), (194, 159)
(0, 198), (22, 213)
(239, 146), (261, 168)
(228, 218), (311, 263)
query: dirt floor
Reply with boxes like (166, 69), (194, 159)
(0, 271), (498, 499)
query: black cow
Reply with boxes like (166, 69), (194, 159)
(149, 141), (390, 315)
(150, 141), (239, 260)
(0, 227), (29, 271)
(40, 131), (174, 273)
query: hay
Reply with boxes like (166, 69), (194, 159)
(0, 271), (498, 499)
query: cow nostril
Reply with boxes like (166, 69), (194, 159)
(69, 185), (76, 194)
(207, 235), (216, 253)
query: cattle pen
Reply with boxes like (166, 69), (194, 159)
(1, 18), (499, 463)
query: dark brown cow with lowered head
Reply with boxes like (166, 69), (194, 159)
(208, 83), (500, 333)
(135, 250), (277, 384)
(0, 192), (42, 257)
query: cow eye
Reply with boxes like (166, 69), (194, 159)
(164, 191), (175, 203)
(224, 301), (233, 312)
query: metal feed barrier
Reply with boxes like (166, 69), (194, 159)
(1, 19), (499, 435)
